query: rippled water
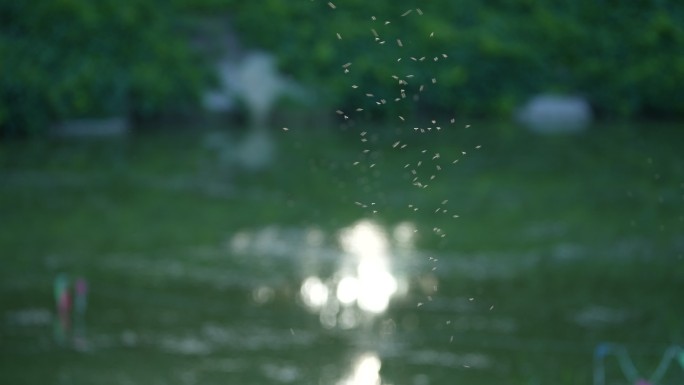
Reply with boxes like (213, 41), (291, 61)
(4, 212), (682, 385)
(3, 218), (526, 384)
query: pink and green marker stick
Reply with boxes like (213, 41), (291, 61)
(53, 274), (71, 345)
(53, 274), (89, 349)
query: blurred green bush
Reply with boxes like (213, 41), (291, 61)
(182, 0), (684, 121)
(2, 0), (682, 137)
(0, 0), (208, 136)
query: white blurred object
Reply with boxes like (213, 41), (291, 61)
(203, 51), (310, 127)
(516, 94), (592, 134)
(202, 51), (310, 172)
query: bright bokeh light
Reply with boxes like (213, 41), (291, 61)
(336, 276), (359, 305)
(337, 352), (382, 385)
(339, 220), (398, 314)
(355, 259), (397, 314)
(300, 276), (329, 309)
(393, 221), (416, 248)
(340, 220), (389, 260)
(299, 219), (410, 326)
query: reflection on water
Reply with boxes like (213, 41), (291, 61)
(0, 218), (515, 385)
(338, 220), (398, 314)
(218, 219), (501, 383)
(300, 276), (329, 309)
(337, 352), (383, 385)
(300, 219), (413, 328)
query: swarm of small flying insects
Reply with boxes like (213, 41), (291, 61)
(318, 3), (482, 238)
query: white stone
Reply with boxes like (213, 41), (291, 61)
(516, 94), (592, 134)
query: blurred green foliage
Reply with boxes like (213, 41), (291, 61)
(0, 0), (208, 136)
(2, 1), (683, 136)
(182, 0), (684, 120)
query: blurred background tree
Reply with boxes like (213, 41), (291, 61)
(0, 0), (209, 137)
(182, 0), (684, 120)
(1, 0), (683, 137)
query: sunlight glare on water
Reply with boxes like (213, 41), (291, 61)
(336, 276), (360, 305)
(300, 276), (329, 309)
(393, 221), (417, 249)
(337, 352), (383, 385)
(339, 220), (398, 314)
(339, 220), (388, 260)
(299, 219), (411, 327)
